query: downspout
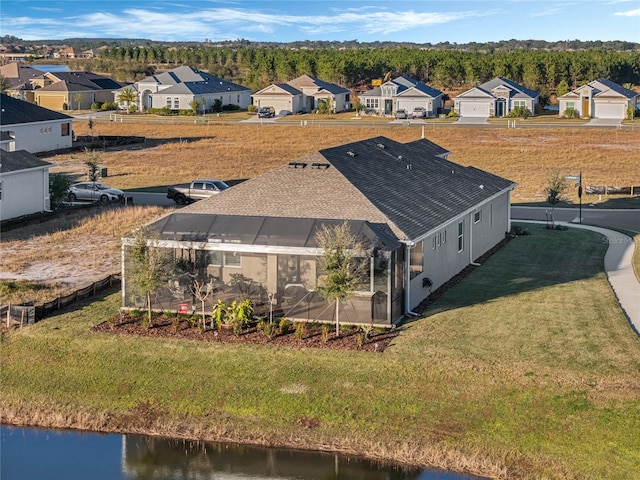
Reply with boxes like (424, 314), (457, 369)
(470, 213), (481, 266)
(402, 241), (419, 317)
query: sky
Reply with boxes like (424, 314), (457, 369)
(1, 0), (639, 44)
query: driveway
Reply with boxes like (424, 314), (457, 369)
(586, 118), (622, 127)
(454, 116), (488, 125)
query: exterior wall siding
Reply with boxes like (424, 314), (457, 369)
(0, 168), (50, 221)
(1, 121), (73, 154)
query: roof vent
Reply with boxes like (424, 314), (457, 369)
(406, 164), (412, 170)
(377, 143), (385, 149)
(288, 162), (307, 169)
(346, 150), (356, 157)
(311, 163), (330, 169)
(398, 155), (402, 160)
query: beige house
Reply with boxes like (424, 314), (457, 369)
(32, 71), (123, 110)
(252, 75), (351, 114)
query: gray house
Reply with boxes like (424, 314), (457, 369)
(454, 77), (540, 118)
(359, 76), (443, 117)
(121, 136), (515, 326)
(558, 78), (638, 120)
(252, 75), (351, 114)
(129, 66), (252, 112)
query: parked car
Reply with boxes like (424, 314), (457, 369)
(395, 109), (408, 119)
(412, 107), (427, 118)
(67, 182), (125, 203)
(167, 179), (230, 205)
(257, 107), (275, 118)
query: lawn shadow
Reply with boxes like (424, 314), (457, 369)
(411, 224), (607, 320)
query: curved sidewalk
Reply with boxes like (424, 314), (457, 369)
(520, 221), (640, 337)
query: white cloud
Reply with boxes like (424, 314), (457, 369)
(614, 8), (640, 16)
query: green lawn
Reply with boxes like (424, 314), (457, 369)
(2, 224), (639, 479)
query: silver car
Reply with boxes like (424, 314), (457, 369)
(68, 182), (125, 203)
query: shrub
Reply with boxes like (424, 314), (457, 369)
(508, 106), (531, 119)
(321, 325), (330, 343)
(263, 322), (277, 340)
(279, 318), (291, 335)
(91, 102), (102, 111)
(563, 107), (578, 119)
(147, 107), (173, 116)
(247, 104), (257, 113)
(294, 322), (306, 340)
(128, 104), (138, 113)
(447, 110), (458, 118)
(256, 318), (266, 331)
(356, 333), (364, 348)
(222, 104), (241, 111)
(172, 316), (180, 332)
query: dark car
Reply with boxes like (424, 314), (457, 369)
(257, 107), (275, 118)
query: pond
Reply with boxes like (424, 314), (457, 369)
(1, 426), (485, 480)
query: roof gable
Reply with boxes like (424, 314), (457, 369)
(137, 66), (249, 94)
(253, 83), (303, 96)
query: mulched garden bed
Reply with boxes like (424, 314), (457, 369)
(92, 314), (398, 353)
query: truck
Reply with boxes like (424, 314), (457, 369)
(167, 179), (230, 205)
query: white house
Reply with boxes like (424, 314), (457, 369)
(0, 95), (73, 154)
(359, 76), (443, 117)
(454, 77), (540, 118)
(0, 150), (53, 221)
(128, 66), (252, 112)
(558, 79), (638, 120)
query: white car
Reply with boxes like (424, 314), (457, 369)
(68, 182), (125, 203)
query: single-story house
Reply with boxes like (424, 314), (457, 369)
(359, 76), (443, 117)
(121, 136), (515, 326)
(0, 62), (43, 103)
(32, 71), (124, 110)
(252, 75), (351, 114)
(0, 149), (53, 221)
(558, 79), (638, 119)
(454, 77), (540, 118)
(0, 95), (74, 153)
(128, 66), (252, 112)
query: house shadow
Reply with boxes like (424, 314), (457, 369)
(405, 224), (606, 323)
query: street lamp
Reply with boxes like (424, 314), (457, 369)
(565, 171), (582, 224)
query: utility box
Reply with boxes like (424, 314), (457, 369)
(100, 167), (108, 178)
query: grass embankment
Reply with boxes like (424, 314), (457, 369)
(2, 225), (639, 479)
(51, 121), (640, 204)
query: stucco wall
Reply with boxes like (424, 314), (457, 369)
(1, 121), (73, 154)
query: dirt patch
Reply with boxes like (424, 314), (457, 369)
(93, 313), (398, 353)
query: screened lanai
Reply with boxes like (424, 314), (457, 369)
(122, 213), (404, 326)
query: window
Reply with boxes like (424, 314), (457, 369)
(458, 222), (464, 253)
(173, 97), (179, 109)
(166, 97), (172, 108)
(513, 100), (526, 108)
(237, 94), (240, 103)
(208, 251), (241, 267)
(410, 240), (424, 278)
(0, 181), (2, 200)
(566, 101), (574, 109)
(432, 237), (437, 250)
(474, 211), (482, 223)
(441, 230), (446, 245)
(365, 98), (379, 109)
(61, 123), (70, 136)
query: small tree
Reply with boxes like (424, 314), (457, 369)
(189, 278), (214, 331)
(49, 173), (72, 209)
(545, 172), (568, 228)
(315, 222), (369, 337)
(82, 149), (101, 181)
(127, 227), (172, 328)
(117, 86), (137, 113)
(73, 93), (84, 111)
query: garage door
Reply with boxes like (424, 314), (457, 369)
(459, 101), (490, 117)
(38, 95), (65, 110)
(398, 100), (423, 112)
(595, 103), (624, 119)
(256, 97), (291, 116)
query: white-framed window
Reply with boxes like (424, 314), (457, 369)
(474, 211), (482, 223)
(365, 98), (379, 109)
(173, 97), (179, 109)
(566, 101), (574, 109)
(441, 230), (446, 245)
(166, 97), (172, 108)
(0, 181), (3, 200)
(410, 240), (424, 277)
(457, 222), (464, 253)
(513, 100), (526, 108)
(432, 237), (437, 250)
(208, 251), (241, 267)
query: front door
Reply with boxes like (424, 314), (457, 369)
(495, 98), (506, 117)
(582, 97), (590, 117)
(384, 99), (393, 115)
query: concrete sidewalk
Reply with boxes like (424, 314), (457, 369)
(520, 221), (640, 337)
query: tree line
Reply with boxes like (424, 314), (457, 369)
(72, 45), (640, 100)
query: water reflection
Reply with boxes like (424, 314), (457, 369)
(1, 426), (483, 480)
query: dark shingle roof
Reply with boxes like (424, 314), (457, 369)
(139, 66), (249, 94)
(185, 136), (515, 242)
(0, 149), (53, 173)
(477, 77), (539, 99)
(591, 78), (637, 99)
(41, 71), (123, 91)
(0, 94), (73, 125)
